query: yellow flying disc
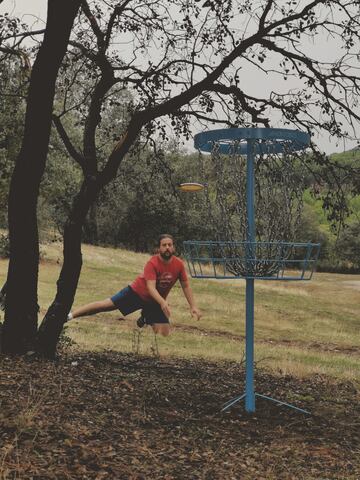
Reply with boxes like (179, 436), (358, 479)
(178, 182), (205, 192)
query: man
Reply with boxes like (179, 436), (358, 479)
(67, 234), (202, 336)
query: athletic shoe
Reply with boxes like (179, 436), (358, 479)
(136, 314), (147, 328)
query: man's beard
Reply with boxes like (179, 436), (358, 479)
(160, 251), (173, 260)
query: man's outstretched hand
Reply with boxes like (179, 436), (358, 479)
(190, 306), (202, 321)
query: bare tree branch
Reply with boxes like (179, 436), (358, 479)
(52, 114), (87, 172)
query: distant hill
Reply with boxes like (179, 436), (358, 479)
(330, 147), (360, 164)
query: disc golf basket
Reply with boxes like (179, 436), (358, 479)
(183, 128), (320, 414)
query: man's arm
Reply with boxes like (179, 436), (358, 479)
(145, 279), (171, 318)
(180, 280), (202, 321)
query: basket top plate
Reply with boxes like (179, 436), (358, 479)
(194, 128), (310, 155)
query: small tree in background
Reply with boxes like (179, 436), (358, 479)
(336, 221), (360, 271)
(0, 55), (27, 227)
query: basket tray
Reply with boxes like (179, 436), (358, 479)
(183, 240), (320, 280)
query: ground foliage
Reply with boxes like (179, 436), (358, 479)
(1, 351), (359, 479)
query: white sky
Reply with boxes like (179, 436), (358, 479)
(2, 0), (359, 155)
(5, 0), (47, 25)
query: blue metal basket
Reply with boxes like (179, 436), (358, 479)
(183, 240), (320, 281)
(187, 127), (317, 415)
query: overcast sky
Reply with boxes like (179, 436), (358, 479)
(6, 0), (46, 25)
(2, 0), (359, 155)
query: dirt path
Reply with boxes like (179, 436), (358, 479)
(1, 352), (359, 479)
(342, 280), (360, 291)
(175, 324), (360, 356)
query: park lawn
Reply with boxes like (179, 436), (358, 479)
(0, 241), (359, 380)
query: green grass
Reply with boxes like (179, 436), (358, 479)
(1, 242), (360, 380)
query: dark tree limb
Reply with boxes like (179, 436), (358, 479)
(52, 115), (87, 171)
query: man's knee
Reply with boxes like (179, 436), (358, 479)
(152, 324), (171, 337)
(101, 298), (116, 311)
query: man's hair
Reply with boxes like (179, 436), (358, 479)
(158, 234), (174, 246)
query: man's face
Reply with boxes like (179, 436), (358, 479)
(159, 237), (175, 260)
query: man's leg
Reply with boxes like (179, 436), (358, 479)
(70, 286), (141, 321)
(142, 303), (171, 337)
(71, 298), (116, 319)
(152, 323), (170, 337)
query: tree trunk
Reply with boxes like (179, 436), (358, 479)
(1, 0), (82, 354)
(36, 223), (83, 359)
(83, 203), (99, 245)
(37, 177), (98, 359)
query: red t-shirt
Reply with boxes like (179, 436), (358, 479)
(131, 255), (188, 302)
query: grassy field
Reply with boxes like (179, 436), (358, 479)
(1, 242), (359, 380)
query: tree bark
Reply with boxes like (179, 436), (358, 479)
(83, 203), (99, 245)
(1, 0), (82, 354)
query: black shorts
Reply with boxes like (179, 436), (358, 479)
(110, 286), (169, 325)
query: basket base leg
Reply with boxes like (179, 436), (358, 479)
(221, 392), (310, 415)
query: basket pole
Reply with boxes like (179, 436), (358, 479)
(245, 138), (256, 412)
